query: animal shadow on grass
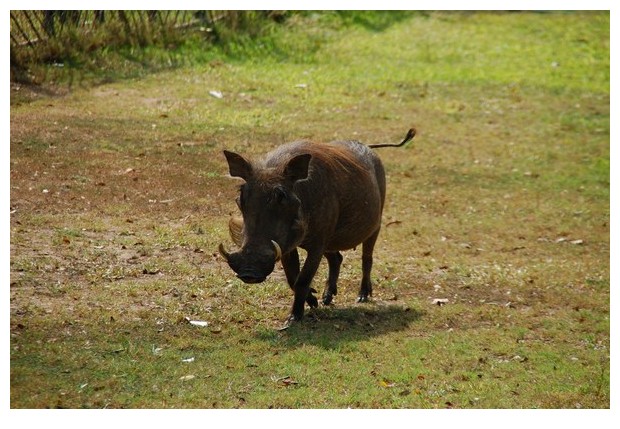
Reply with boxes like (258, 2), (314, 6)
(256, 303), (424, 350)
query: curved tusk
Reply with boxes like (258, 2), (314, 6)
(271, 240), (282, 262)
(218, 243), (231, 262)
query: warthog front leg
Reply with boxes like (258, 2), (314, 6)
(282, 248), (318, 309)
(287, 250), (323, 324)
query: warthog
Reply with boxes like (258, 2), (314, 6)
(219, 128), (415, 325)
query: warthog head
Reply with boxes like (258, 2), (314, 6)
(219, 150), (311, 283)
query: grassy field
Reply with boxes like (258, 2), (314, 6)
(10, 11), (609, 409)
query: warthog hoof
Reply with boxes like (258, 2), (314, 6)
(306, 288), (319, 308)
(322, 293), (334, 305)
(279, 313), (302, 330)
(356, 295), (371, 303)
(307, 294), (318, 308)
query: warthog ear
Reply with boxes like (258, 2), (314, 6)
(223, 150), (252, 181)
(284, 153), (312, 183)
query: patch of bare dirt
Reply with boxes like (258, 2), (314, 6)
(11, 81), (71, 106)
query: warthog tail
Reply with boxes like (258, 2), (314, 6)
(368, 128), (416, 149)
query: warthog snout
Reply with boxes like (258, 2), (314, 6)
(219, 240), (281, 284)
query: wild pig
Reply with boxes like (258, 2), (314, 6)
(219, 128), (415, 325)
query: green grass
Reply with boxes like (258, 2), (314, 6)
(10, 11), (609, 409)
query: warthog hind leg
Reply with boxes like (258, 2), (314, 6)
(358, 228), (380, 303)
(322, 251), (343, 305)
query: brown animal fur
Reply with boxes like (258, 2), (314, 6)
(219, 129), (415, 325)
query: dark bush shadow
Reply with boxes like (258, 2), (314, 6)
(255, 303), (424, 350)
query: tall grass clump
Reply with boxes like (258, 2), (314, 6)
(10, 11), (289, 87)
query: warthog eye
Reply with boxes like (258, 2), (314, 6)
(271, 186), (288, 205)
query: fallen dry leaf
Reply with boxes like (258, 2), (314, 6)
(179, 375), (195, 381)
(272, 375), (298, 387)
(380, 379), (396, 388)
(183, 317), (209, 327)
